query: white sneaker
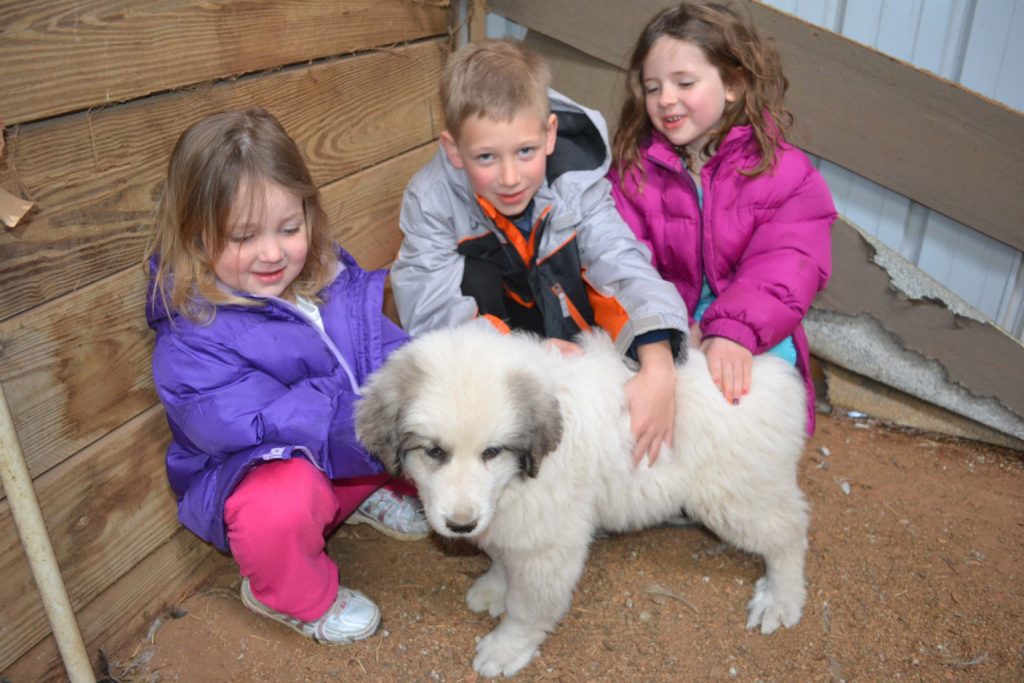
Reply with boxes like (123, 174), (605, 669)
(345, 487), (431, 540)
(240, 578), (379, 644)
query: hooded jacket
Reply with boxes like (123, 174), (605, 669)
(146, 248), (406, 551)
(609, 127), (835, 432)
(392, 89), (688, 356)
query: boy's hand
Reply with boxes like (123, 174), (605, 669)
(701, 336), (752, 406)
(544, 338), (584, 356)
(625, 341), (676, 466)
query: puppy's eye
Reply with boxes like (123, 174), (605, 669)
(481, 446), (502, 460)
(424, 446), (446, 460)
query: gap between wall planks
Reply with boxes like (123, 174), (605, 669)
(512, 17), (1024, 432)
(488, 0), (1024, 253)
(0, 0), (449, 126)
(0, 140), (437, 502)
(0, 38), (447, 323)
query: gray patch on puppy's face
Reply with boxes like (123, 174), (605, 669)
(505, 369), (563, 477)
(355, 347), (427, 477)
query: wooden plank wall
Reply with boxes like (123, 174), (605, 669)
(0, 1), (450, 680)
(489, 0), (1024, 436)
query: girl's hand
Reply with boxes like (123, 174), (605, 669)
(701, 336), (752, 405)
(625, 341), (677, 466)
(544, 338), (584, 356)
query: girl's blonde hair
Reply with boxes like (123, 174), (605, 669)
(147, 108), (335, 323)
(613, 2), (792, 181)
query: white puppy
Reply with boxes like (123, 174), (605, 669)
(356, 325), (809, 677)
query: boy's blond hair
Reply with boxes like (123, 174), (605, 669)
(441, 39), (552, 139)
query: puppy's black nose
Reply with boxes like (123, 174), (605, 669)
(446, 519), (477, 534)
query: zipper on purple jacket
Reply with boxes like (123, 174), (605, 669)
(262, 296), (362, 397)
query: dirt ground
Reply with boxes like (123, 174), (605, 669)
(105, 411), (1023, 682)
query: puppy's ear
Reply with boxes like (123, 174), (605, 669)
(355, 348), (425, 477)
(507, 369), (563, 477)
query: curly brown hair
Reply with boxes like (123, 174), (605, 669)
(612, 2), (792, 183)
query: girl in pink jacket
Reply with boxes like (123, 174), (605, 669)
(609, 2), (836, 433)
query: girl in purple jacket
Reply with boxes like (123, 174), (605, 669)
(146, 108), (429, 645)
(609, 2), (836, 433)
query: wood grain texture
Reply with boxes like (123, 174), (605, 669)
(522, 31), (625, 133)
(0, 141), (432, 489)
(5, 528), (227, 682)
(489, 0), (1024, 251)
(0, 406), (180, 672)
(0, 38), (446, 322)
(0, 144), (434, 671)
(0, 0), (449, 125)
(323, 142), (437, 270)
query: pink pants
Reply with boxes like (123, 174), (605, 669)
(224, 458), (397, 621)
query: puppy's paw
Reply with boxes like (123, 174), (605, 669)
(473, 621), (545, 678)
(467, 573), (507, 617)
(746, 576), (805, 634)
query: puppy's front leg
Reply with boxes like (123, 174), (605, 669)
(467, 554), (508, 617)
(473, 543), (588, 678)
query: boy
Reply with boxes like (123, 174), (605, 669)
(391, 40), (689, 464)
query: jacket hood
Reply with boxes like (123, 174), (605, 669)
(546, 89), (611, 185)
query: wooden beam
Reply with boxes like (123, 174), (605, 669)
(0, 407), (179, 671)
(468, 0), (488, 43)
(522, 31), (626, 133)
(0, 0), (449, 125)
(489, 0), (1024, 252)
(0, 38), (446, 322)
(323, 143), (438, 270)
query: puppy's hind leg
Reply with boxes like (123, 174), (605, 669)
(467, 554), (508, 618)
(743, 497), (809, 634)
(707, 492), (809, 634)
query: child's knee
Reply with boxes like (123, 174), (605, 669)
(226, 458), (334, 531)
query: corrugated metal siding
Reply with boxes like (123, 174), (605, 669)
(764, 0), (1024, 338)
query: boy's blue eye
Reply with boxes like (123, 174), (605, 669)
(517, 147), (536, 157)
(476, 153), (494, 163)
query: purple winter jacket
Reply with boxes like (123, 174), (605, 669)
(609, 126), (835, 432)
(146, 248), (407, 551)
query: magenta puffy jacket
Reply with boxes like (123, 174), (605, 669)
(609, 126), (835, 432)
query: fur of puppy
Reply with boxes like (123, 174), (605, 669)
(356, 325), (809, 677)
